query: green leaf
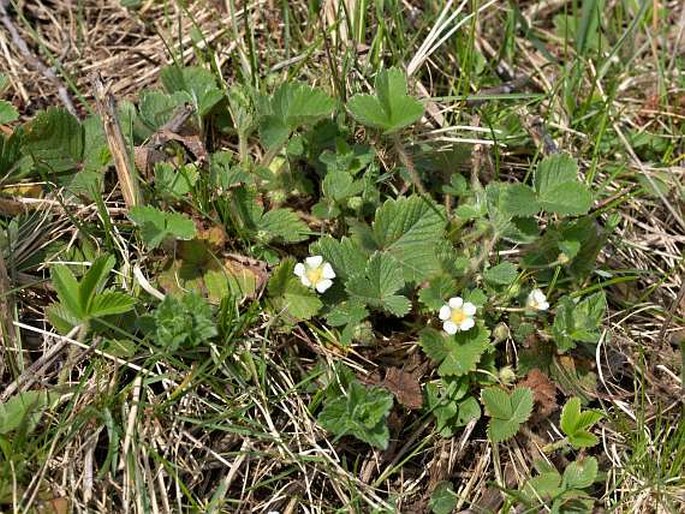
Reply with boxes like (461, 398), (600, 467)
(0, 100), (19, 124)
(418, 275), (457, 311)
(420, 325), (490, 378)
(160, 65), (223, 116)
(560, 397), (603, 449)
(267, 258), (322, 320)
(311, 236), (368, 281)
(51, 265), (83, 318)
(79, 255), (116, 313)
(534, 154), (592, 215)
(481, 387), (533, 442)
(483, 262), (518, 286)
(137, 90), (190, 136)
(129, 206), (197, 249)
(155, 162), (198, 199)
(552, 292), (606, 352)
(89, 292), (136, 318)
(501, 183), (540, 217)
(346, 253), (410, 316)
(153, 292), (217, 351)
(257, 208), (310, 243)
(0, 391), (55, 435)
(523, 216), (606, 279)
(317, 379), (394, 449)
(429, 482), (457, 514)
(22, 107), (84, 173)
(561, 456), (598, 490)
(322, 170), (364, 202)
(347, 67), (424, 134)
(325, 301), (369, 345)
(46, 302), (81, 334)
(260, 83), (334, 149)
(373, 195), (445, 281)
(81, 114), (110, 174)
(0, 131), (27, 179)
(521, 466), (563, 503)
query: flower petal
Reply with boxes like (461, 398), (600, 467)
(459, 317), (475, 331)
(538, 301), (549, 311)
(315, 279), (333, 293)
(439, 305), (451, 320)
(322, 263), (336, 279)
(294, 263), (306, 277)
(299, 275), (312, 287)
(448, 297), (463, 309)
(443, 321), (458, 335)
(305, 255), (323, 267)
(462, 302), (477, 316)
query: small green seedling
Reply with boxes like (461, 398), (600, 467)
(481, 386), (534, 443)
(47, 254), (136, 333)
(317, 379), (394, 450)
(560, 397), (604, 449)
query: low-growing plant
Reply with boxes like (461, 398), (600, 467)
(0, 55), (622, 510)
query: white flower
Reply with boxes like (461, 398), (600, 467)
(293, 255), (336, 293)
(526, 288), (549, 311)
(438, 297), (476, 334)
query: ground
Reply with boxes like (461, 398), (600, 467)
(0, 1), (683, 513)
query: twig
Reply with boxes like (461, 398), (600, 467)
(91, 73), (142, 209)
(0, 0), (76, 114)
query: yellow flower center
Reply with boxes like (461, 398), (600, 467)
(450, 308), (467, 324)
(306, 266), (323, 285)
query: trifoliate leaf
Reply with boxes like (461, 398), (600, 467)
(347, 67), (424, 134)
(259, 83), (334, 149)
(267, 258), (322, 320)
(483, 262), (518, 286)
(346, 252), (410, 316)
(420, 325), (490, 378)
(561, 456), (598, 490)
(560, 397), (603, 449)
(129, 206), (197, 249)
(373, 195), (445, 282)
(481, 386), (533, 442)
(317, 379), (394, 449)
(257, 208), (310, 243)
(534, 154), (592, 215)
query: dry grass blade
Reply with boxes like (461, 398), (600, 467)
(91, 73), (142, 209)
